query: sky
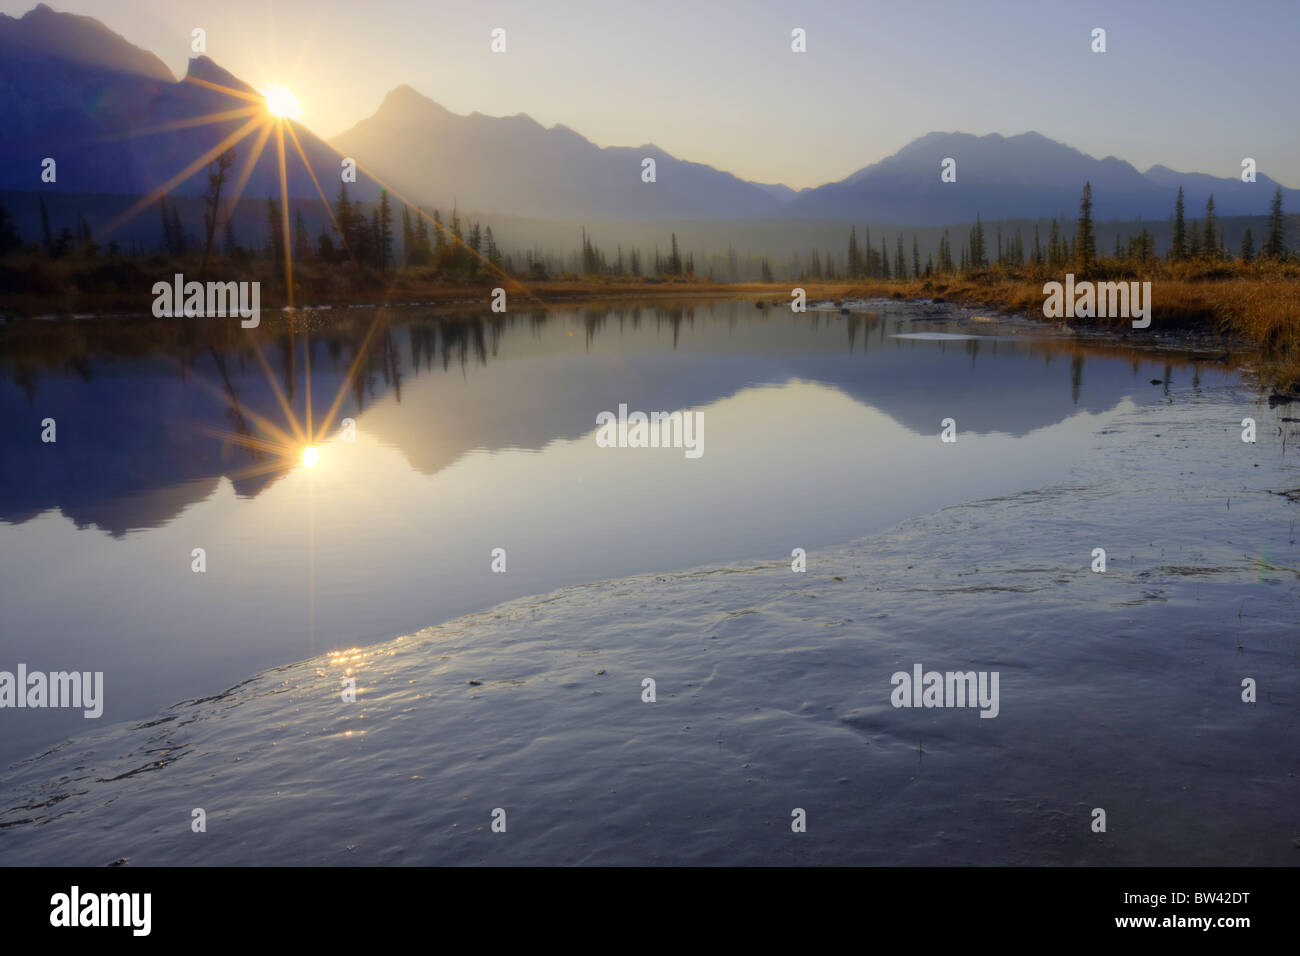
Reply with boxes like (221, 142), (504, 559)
(4, 0), (1297, 189)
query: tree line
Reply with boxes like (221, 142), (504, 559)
(0, 142), (1291, 287)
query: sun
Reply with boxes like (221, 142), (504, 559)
(262, 84), (302, 120)
(301, 446), (320, 468)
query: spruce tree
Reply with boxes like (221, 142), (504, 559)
(316, 230), (335, 263)
(402, 206), (414, 266)
(294, 209), (312, 262)
(970, 214), (985, 268)
(432, 210), (446, 260)
(1075, 182), (1096, 272)
(265, 197), (284, 275)
(334, 182), (353, 256)
(415, 212), (431, 264)
(1263, 187), (1287, 260)
(1202, 194), (1218, 260)
(1171, 186), (1187, 261)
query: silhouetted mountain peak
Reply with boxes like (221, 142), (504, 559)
(184, 55), (254, 93)
(382, 83), (435, 107)
(330, 91), (784, 220)
(3, 2), (174, 81)
(366, 84), (454, 128)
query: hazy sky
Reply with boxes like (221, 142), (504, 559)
(5, 0), (1297, 189)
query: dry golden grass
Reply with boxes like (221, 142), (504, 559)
(811, 262), (1300, 391)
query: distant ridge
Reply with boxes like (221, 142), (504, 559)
(782, 131), (1299, 224)
(0, 5), (1295, 225)
(329, 84), (786, 221)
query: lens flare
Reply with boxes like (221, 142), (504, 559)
(301, 446), (320, 468)
(262, 85), (302, 120)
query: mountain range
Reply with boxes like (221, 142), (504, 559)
(0, 5), (383, 205)
(2, 3), (1295, 228)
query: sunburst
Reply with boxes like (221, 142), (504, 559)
(91, 56), (554, 495)
(262, 84), (302, 121)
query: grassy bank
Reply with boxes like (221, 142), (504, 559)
(825, 261), (1300, 391)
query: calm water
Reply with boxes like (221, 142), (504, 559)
(0, 299), (1246, 766)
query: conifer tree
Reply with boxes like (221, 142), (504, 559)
(402, 206), (414, 266)
(969, 214), (985, 268)
(414, 212), (431, 265)
(334, 182), (353, 255)
(432, 210), (446, 259)
(200, 148), (235, 275)
(1075, 182), (1096, 272)
(1263, 187), (1287, 260)
(265, 196), (285, 274)
(294, 209), (312, 262)
(1171, 186), (1187, 261)
(1202, 194), (1218, 260)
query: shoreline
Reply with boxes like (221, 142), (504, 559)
(3, 277), (1294, 398)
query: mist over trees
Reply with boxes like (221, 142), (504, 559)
(0, 149), (1294, 290)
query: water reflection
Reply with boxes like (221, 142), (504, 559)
(0, 299), (1238, 534)
(0, 298), (1246, 765)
